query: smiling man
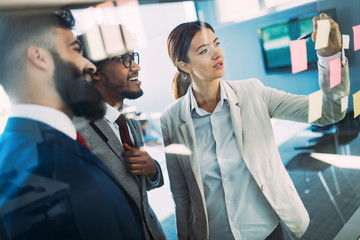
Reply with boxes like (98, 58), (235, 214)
(0, 10), (144, 239)
(73, 44), (166, 240)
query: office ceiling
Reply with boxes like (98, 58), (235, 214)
(0, 0), (106, 10)
(0, 0), (202, 10)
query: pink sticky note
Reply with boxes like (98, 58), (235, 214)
(353, 25), (360, 51)
(290, 39), (308, 74)
(329, 58), (341, 88)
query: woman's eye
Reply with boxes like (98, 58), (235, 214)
(215, 42), (220, 47)
(199, 49), (207, 55)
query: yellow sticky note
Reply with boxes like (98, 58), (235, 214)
(341, 96), (348, 112)
(308, 90), (323, 123)
(315, 20), (330, 50)
(353, 90), (360, 118)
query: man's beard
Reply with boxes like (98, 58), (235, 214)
(121, 88), (143, 100)
(52, 52), (105, 121)
(103, 76), (143, 100)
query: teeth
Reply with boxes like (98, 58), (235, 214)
(215, 63), (221, 67)
(129, 77), (138, 81)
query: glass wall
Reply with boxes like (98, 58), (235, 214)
(0, 1), (359, 239)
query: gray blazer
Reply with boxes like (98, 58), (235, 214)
(161, 62), (350, 239)
(74, 112), (166, 240)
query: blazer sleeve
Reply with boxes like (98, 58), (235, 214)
(145, 160), (164, 191)
(260, 58), (350, 126)
(160, 113), (191, 240)
(130, 117), (164, 190)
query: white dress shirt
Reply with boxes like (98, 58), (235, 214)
(9, 104), (76, 140)
(190, 82), (279, 240)
(104, 103), (135, 145)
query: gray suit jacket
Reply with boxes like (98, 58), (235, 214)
(73, 112), (166, 240)
(161, 61), (350, 239)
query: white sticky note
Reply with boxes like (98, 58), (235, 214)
(100, 24), (126, 56)
(315, 20), (331, 50)
(164, 144), (192, 156)
(342, 34), (350, 49)
(85, 24), (107, 61)
(341, 96), (348, 112)
(308, 90), (323, 123)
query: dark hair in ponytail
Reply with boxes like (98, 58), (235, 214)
(167, 21), (214, 99)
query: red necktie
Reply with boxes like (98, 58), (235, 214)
(76, 131), (91, 151)
(115, 114), (134, 148)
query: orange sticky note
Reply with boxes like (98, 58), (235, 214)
(290, 39), (308, 74)
(329, 58), (341, 88)
(308, 90), (323, 123)
(353, 25), (360, 51)
(353, 90), (360, 118)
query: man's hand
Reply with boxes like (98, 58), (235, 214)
(123, 143), (157, 179)
(312, 13), (342, 57)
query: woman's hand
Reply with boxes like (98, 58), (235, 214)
(312, 13), (342, 57)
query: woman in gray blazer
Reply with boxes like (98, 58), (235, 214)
(161, 14), (349, 240)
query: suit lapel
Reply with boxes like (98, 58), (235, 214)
(126, 117), (143, 149)
(93, 119), (125, 157)
(92, 118), (142, 185)
(179, 89), (206, 202)
(223, 81), (244, 153)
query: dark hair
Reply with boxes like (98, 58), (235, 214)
(0, 10), (75, 94)
(167, 21), (214, 99)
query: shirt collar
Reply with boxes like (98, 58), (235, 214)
(190, 80), (229, 115)
(9, 104), (77, 140)
(104, 103), (121, 124)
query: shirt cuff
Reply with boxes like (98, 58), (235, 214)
(317, 51), (342, 69)
(146, 163), (161, 186)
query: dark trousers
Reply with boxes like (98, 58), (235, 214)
(265, 223), (284, 240)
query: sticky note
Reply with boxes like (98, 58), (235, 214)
(329, 58), (341, 88)
(100, 24), (126, 56)
(353, 90), (360, 118)
(85, 24), (107, 61)
(308, 90), (323, 123)
(342, 34), (350, 49)
(290, 39), (308, 74)
(353, 25), (360, 51)
(164, 144), (192, 156)
(315, 20), (330, 49)
(341, 96), (348, 112)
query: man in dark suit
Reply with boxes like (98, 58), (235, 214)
(0, 10), (144, 240)
(73, 38), (166, 240)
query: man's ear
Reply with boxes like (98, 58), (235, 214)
(178, 61), (192, 74)
(92, 71), (101, 81)
(27, 46), (51, 71)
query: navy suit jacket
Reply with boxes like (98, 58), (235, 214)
(0, 117), (144, 240)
